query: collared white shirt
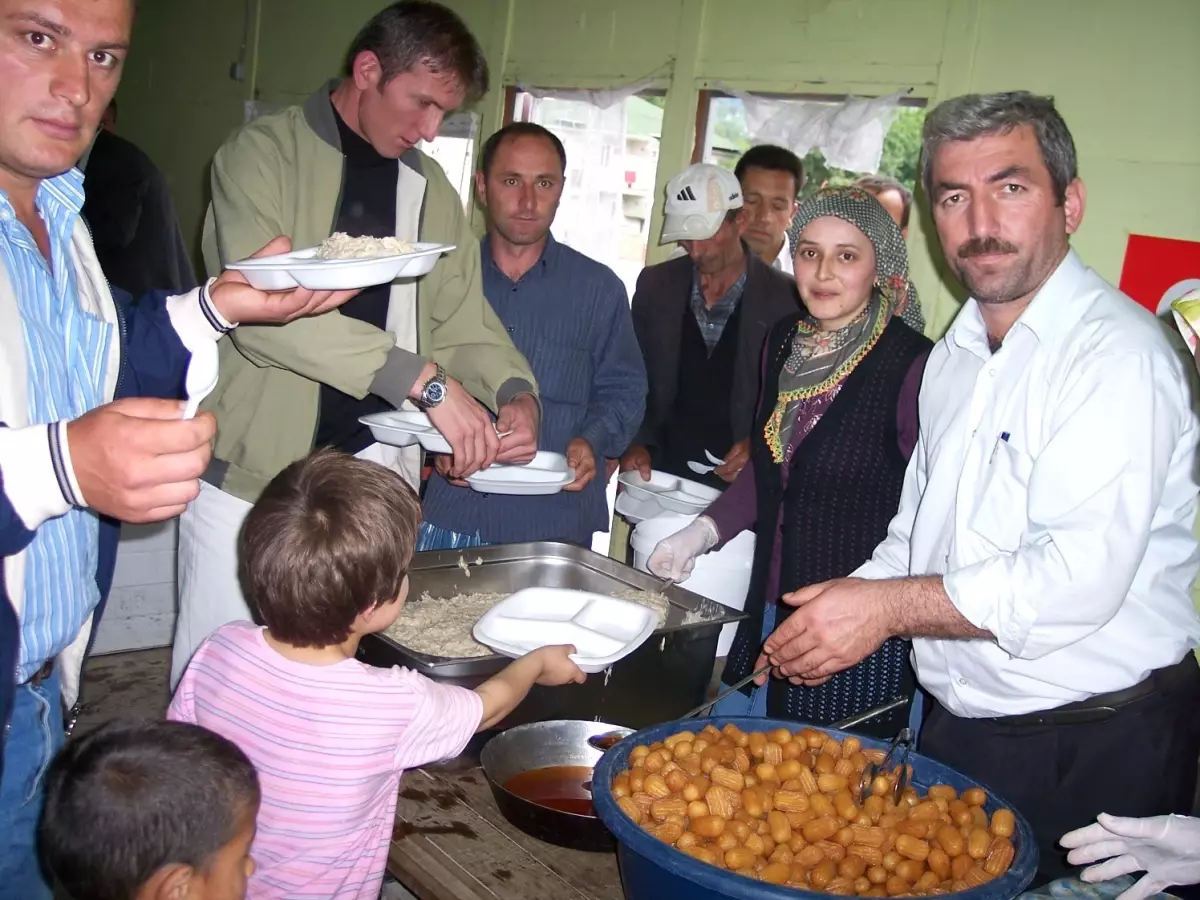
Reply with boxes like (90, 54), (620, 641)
(773, 238), (793, 276)
(856, 250), (1200, 717)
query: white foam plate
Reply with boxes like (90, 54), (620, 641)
(472, 588), (658, 673)
(613, 490), (666, 524)
(466, 451), (574, 495)
(617, 469), (678, 502)
(359, 410), (452, 454)
(617, 470), (720, 514)
(227, 242), (455, 291)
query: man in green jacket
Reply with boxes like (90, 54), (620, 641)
(172, 1), (540, 685)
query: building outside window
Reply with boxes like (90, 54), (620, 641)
(513, 90), (663, 300)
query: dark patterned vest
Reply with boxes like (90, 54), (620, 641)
(655, 301), (741, 492)
(723, 314), (931, 736)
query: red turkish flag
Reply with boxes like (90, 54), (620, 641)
(1118, 234), (1200, 315)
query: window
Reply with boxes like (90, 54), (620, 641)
(699, 94), (927, 196)
(512, 91), (664, 299)
(419, 111), (479, 213)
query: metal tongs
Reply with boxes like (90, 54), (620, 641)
(855, 726), (913, 804)
(678, 663), (774, 719)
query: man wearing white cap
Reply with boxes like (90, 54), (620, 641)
(620, 163), (799, 489)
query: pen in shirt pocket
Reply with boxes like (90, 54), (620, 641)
(989, 431), (1011, 463)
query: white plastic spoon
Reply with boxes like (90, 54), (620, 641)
(182, 341), (219, 420)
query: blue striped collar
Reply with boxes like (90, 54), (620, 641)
(0, 167), (85, 221)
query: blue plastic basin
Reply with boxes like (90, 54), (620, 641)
(592, 717), (1038, 900)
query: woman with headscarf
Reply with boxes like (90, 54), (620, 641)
(648, 186), (932, 737)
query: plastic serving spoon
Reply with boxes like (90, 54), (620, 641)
(182, 341), (219, 420)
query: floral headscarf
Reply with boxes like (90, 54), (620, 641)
(764, 186), (920, 462)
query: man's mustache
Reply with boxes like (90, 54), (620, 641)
(957, 237), (1019, 259)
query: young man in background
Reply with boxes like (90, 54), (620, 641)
(173, 1), (543, 686)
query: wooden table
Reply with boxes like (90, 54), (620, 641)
(388, 745), (623, 900)
(387, 662), (726, 900)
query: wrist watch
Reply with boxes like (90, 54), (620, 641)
(419, 363), (448, 408)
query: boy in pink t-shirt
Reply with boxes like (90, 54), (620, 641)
(169, 450), (585, 899)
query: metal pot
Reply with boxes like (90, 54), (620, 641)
(479, 719), (631, 852)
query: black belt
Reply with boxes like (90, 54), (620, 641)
(22, 657), (55, 687)
(986, 654), (1198, 726)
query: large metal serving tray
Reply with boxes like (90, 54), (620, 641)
(357, 542), (746, 728)
(361, 541), (740, 678)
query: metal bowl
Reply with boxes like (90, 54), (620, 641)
(480, 719), (631, 852)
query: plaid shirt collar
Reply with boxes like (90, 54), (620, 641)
(689, 261), (747, 351)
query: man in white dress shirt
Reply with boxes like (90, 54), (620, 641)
(734, 144), (804, 275)
(754, 91), (1200, 884)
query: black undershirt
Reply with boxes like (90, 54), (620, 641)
(314, 99), (399, 453)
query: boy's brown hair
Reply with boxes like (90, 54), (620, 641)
(238, 449), (422, 647)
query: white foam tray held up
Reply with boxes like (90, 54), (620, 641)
(227, 242), (455, 291)
(472, 588), (657, 673)
(466, 451), (574, 495)
(359, 410), (452, 454)
(617, 469), (721, 515)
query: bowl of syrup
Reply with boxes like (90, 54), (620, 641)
(479, 719), (630, 852)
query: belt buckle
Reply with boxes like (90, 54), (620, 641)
(29, 658), (54, 687)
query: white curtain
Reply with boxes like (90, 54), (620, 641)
(516, 74), (663, 110)
(716, 85), (911, 173)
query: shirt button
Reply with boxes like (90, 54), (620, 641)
(957, 677), (968, 686)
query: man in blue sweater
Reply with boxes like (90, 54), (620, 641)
(418, 123), (646, 549)
(0, 0), (360, 893)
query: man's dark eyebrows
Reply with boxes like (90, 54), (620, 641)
(495, 170), (560, 180)
(933, 179), (968, 195)
(986, 165), (1032, 183)
(7, 12), (129, 51)
(9, 11), (71, 37)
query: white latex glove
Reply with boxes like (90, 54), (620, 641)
(1060, 813), (1200, 900)
(646, 517), (719, 582)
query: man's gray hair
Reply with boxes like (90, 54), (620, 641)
(920, 91), (1078, 205)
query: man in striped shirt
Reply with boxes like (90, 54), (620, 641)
(0, 1), (364, 895)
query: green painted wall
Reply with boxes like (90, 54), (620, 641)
(117, 0), (255, 262)
(121, 0), (1200, 336)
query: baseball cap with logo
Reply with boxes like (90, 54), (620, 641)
(660, 163), (744, 244)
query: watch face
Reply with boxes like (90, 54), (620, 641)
(424, 380), (447, 405)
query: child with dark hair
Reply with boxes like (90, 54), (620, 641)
(38, 719), (260, 900)
(169, 449), (585, 899)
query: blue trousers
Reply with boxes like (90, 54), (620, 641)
(0, 668), (62, 900)
(415, 522), (487, 552)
